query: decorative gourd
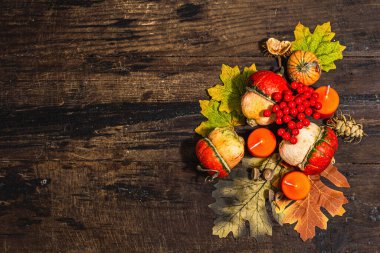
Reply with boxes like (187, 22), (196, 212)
(287, 50), (321, 86)
(279, 122), (338, 175)
(241, 70), (290, 126)
(195, 127), (244, 178)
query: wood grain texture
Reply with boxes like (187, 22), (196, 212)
(0, 0), (379, 252)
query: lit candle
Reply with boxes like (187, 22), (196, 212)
(315, 85), (340, 118)
(247, 128), (276, 157)
(281, 171), (311, 200)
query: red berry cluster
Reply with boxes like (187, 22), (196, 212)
(263, 82), (322, 144)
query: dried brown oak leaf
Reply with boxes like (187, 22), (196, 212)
(274, 165), (350, 241)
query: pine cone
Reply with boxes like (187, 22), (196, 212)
(326, 112), (366, 143)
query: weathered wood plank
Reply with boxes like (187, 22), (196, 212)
(0, 0), (379, 57)
(0, 56), (379, 107)
(0, 160), (378, 252)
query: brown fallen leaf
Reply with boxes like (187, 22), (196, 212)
(274, 165), (350, 241)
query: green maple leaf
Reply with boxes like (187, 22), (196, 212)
(195, 100), (245, 137)
(208, 64), (257, 113)
(292, 22), (346, 72)
(209, 154), (283, 240)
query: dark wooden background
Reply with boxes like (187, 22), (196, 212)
(0, 0), (379, 252)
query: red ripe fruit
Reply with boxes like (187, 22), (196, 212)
(297, 86), (305, 94)
(283, 90), (293, 96)
(263, 109), (271, 117)
(279, 102), (287, 109)
(312, 92), (319, 99)
(313, 112), (321, 120)
(303, 91), (312, 98)
(310, 99), (316, 107)
(297, 113), (306, 121)
(305, 107), (313, 116)
(283, 115), (292, 123)
(291, 129), (300, 136)
(302, 118), (311, 127)
(297, 105), (305, 112)
(277, 128), (286, 136)
(288, 121), (296, 129)
(272, 104), (280, 112)
(272, 92), (282, 102)
(303, 100), (310, 108)
(295, 97), (303, 104)
(282, 107), (290, 115)
(284, 94), (293, 102)
(288, 101), (296, 108)
(296, 121), (304, 129)
(276, 111), (284, 118)
(276, 118), (283, 125)
(290, 108), (298, 117)
(282, 132), (291, 140)
(290, 137), (298, 144)
(291, 82), (300, 90)
(314, 102), (322, 110)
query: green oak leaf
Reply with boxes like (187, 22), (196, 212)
(209, 154), (284, 240)
(208, 64), (257, 114)
(195, 100), (245, 137)
(292, 22), (346, 72)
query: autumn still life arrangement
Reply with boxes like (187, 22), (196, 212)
(194, 22), (366, 241)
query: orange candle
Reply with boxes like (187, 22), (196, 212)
(281, 171), (311, 200)
(315, 85), (340, 118)
(247, 128), (276, 158)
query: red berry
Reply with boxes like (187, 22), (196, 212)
(297, 105), (305, 112)
(302, 118), (310, 127)
(263, 109), (271, 117)
(305, 107), (313, 116)
(303, 91), (312, 98)
(297, 113), (306, 121)
(283, 90), (293, 96)
(282, 107), (290, 115)
(276, 118), (283, 125)
(291, 82), (300, 90)
(314, 102), (322, 110)
(290, 108), (298, 117)
(282, 132), (291, 140)
(312, 92), (319, 99)
(290, 137), (298, 144)
(291, 129), (299, 136)
(288, 121), (296, 129)
(288, 101), (296, 108)
(296, 121), (304, 129)
(277, 128), (286, 136)
(295, 97), (303, 104)
(276, 111), (284, 118)
(279, 102), (287, 109)
(272, 92), (282, 102)
(272, 104), (280, 112)
(282, 115), (292, 123)
(303, 100), (310, 108)
(297, 86), (305, 94)
(310, 99), (316, 107)
(313, 112), (321, 120)
(284, 94), (293, 102)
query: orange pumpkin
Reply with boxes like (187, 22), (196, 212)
(287, 50), (321, 86)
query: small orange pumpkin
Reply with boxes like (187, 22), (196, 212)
(287, 50), (321, 86)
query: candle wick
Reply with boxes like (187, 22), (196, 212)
(325, 85), (331, 98)
(249, 140), (263, 150)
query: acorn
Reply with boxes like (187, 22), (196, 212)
(195, 127), (244, 179)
